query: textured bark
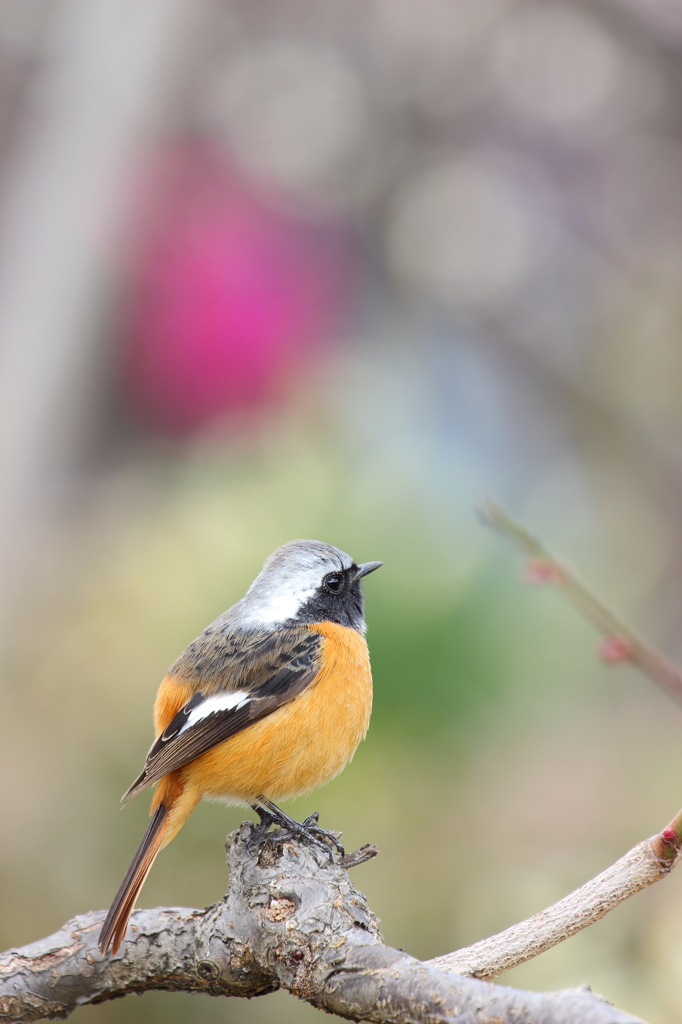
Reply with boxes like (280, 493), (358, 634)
(0, 823), (645, 1024)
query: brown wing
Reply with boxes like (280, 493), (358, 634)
(122, 627), (322, 803)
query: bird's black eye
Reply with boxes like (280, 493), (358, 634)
(324, 572), (344, 594)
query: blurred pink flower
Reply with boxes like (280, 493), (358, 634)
(122, 144), (354, 433)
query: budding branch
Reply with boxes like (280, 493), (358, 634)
(4, 502), (682, 1023)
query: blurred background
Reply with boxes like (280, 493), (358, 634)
(2, 0), (682, 1021)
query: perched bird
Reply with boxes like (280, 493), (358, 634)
(98, 539), (382, 955)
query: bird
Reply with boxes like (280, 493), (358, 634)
(98, 539), (382, 955)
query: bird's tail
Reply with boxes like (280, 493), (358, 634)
(98, 802), (169, 955)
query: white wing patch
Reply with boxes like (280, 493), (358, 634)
(180, 691), (250, 734)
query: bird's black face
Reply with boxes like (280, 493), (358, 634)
(292, 562), (381, 631)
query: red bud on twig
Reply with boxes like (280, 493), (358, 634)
(524, 558), (565, 585)
(599, 635), (634, 664)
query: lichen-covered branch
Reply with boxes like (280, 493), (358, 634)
(0, 824), (645, 1024)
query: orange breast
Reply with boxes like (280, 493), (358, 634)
(178, 621), (372, 804)
(153, 676), (194, 736)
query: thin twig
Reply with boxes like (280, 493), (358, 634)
(478, 497), (682, 705)
(430, 499), (682, 980)
(429, 814), (682, 979)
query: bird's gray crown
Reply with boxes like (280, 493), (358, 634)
(234, 540), (355, 628)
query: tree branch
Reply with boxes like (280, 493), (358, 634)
(429, 815), (682, 978)
(479, 497), (682, 705)
(0, 824), (646, 1024)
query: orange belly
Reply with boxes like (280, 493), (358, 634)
(154, 622), (372, 816)
(184, 622), (371, 802)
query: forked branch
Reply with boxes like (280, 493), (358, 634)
(0, 824), (647, 1024)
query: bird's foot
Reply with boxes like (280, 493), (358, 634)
(300, 811), (345, 858)
(246, 807), (278, 857)
(250, 801), (343, 864)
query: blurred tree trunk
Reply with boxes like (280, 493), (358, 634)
(0, 0), (197, 650)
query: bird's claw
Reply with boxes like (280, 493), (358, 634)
(301, 811), (345, 857)
(247, 805), (343, 864)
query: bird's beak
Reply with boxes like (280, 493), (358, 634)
(355, 561), (383, 579)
